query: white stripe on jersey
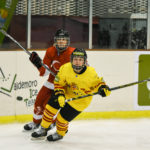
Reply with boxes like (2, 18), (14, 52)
(44, 81), (54, 90)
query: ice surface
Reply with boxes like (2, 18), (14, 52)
(0, 119), (150, 150)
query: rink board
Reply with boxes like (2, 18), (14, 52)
(0, 50), (150, 123)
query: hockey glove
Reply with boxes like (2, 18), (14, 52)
(98, 85), (111, 97)
(29, 52), (42, 69)
(58, 95), (65, 108)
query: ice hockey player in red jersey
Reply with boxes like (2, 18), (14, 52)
(23, 29), (75, 131)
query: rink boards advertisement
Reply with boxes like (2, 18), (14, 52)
(0, 0), (18, 44)
(0, 50), (150, 122)
(135, 51), (150, 110)
(0, 51), (46, 117)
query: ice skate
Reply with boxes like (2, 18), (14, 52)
(31, 126), (47, 140)
(23, 122), (40, 131)
(47, 132), (63, 141)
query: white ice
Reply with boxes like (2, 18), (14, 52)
(0, 119), (150, 150)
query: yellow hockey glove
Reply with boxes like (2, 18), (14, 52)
(58, 95), (65, 108)
(98, 85), (111, 97)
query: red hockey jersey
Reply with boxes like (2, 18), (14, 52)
(39, 46), (75, 87)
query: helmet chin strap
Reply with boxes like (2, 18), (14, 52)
(72, 65), (87, 74)
(56, 45), (68, 56)
(72, 64), (84, 73)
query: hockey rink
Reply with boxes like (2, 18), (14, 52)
(0, 119), (150, 150)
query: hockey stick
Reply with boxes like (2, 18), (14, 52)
(110, 78), (150, 91)
(0, 29), (56, 76)
(65, 78), (150, 103)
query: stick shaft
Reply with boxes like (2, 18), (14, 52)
(65, 78), (150, 102)
(110, 79), (150, 91)
(0, 29), (31, 55)
(0, 29), (56, 76)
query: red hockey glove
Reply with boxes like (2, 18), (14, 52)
(29, 52), (42, 69)
(98, 85), (111, 97)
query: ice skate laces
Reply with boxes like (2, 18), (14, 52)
(28, 122), (36, 128)
(34, 126), (46, 135)
(52, 132), (62, 139)
(24, 122), (39, 131)
(47, 132), (63, 141)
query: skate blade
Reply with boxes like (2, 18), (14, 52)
(31, 136), (46, 141)
(22, 127), (40, 132)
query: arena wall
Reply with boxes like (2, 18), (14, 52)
(0, 50), (150, 123)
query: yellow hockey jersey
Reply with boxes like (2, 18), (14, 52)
(54, 62), (107, 111)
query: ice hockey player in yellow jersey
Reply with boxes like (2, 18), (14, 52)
(31, 48), (111, 141)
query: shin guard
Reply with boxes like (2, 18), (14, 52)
(41, 104), (58, 128)
(56, 113), (69, 136)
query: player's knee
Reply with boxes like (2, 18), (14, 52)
(45, 104), (58, 115)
